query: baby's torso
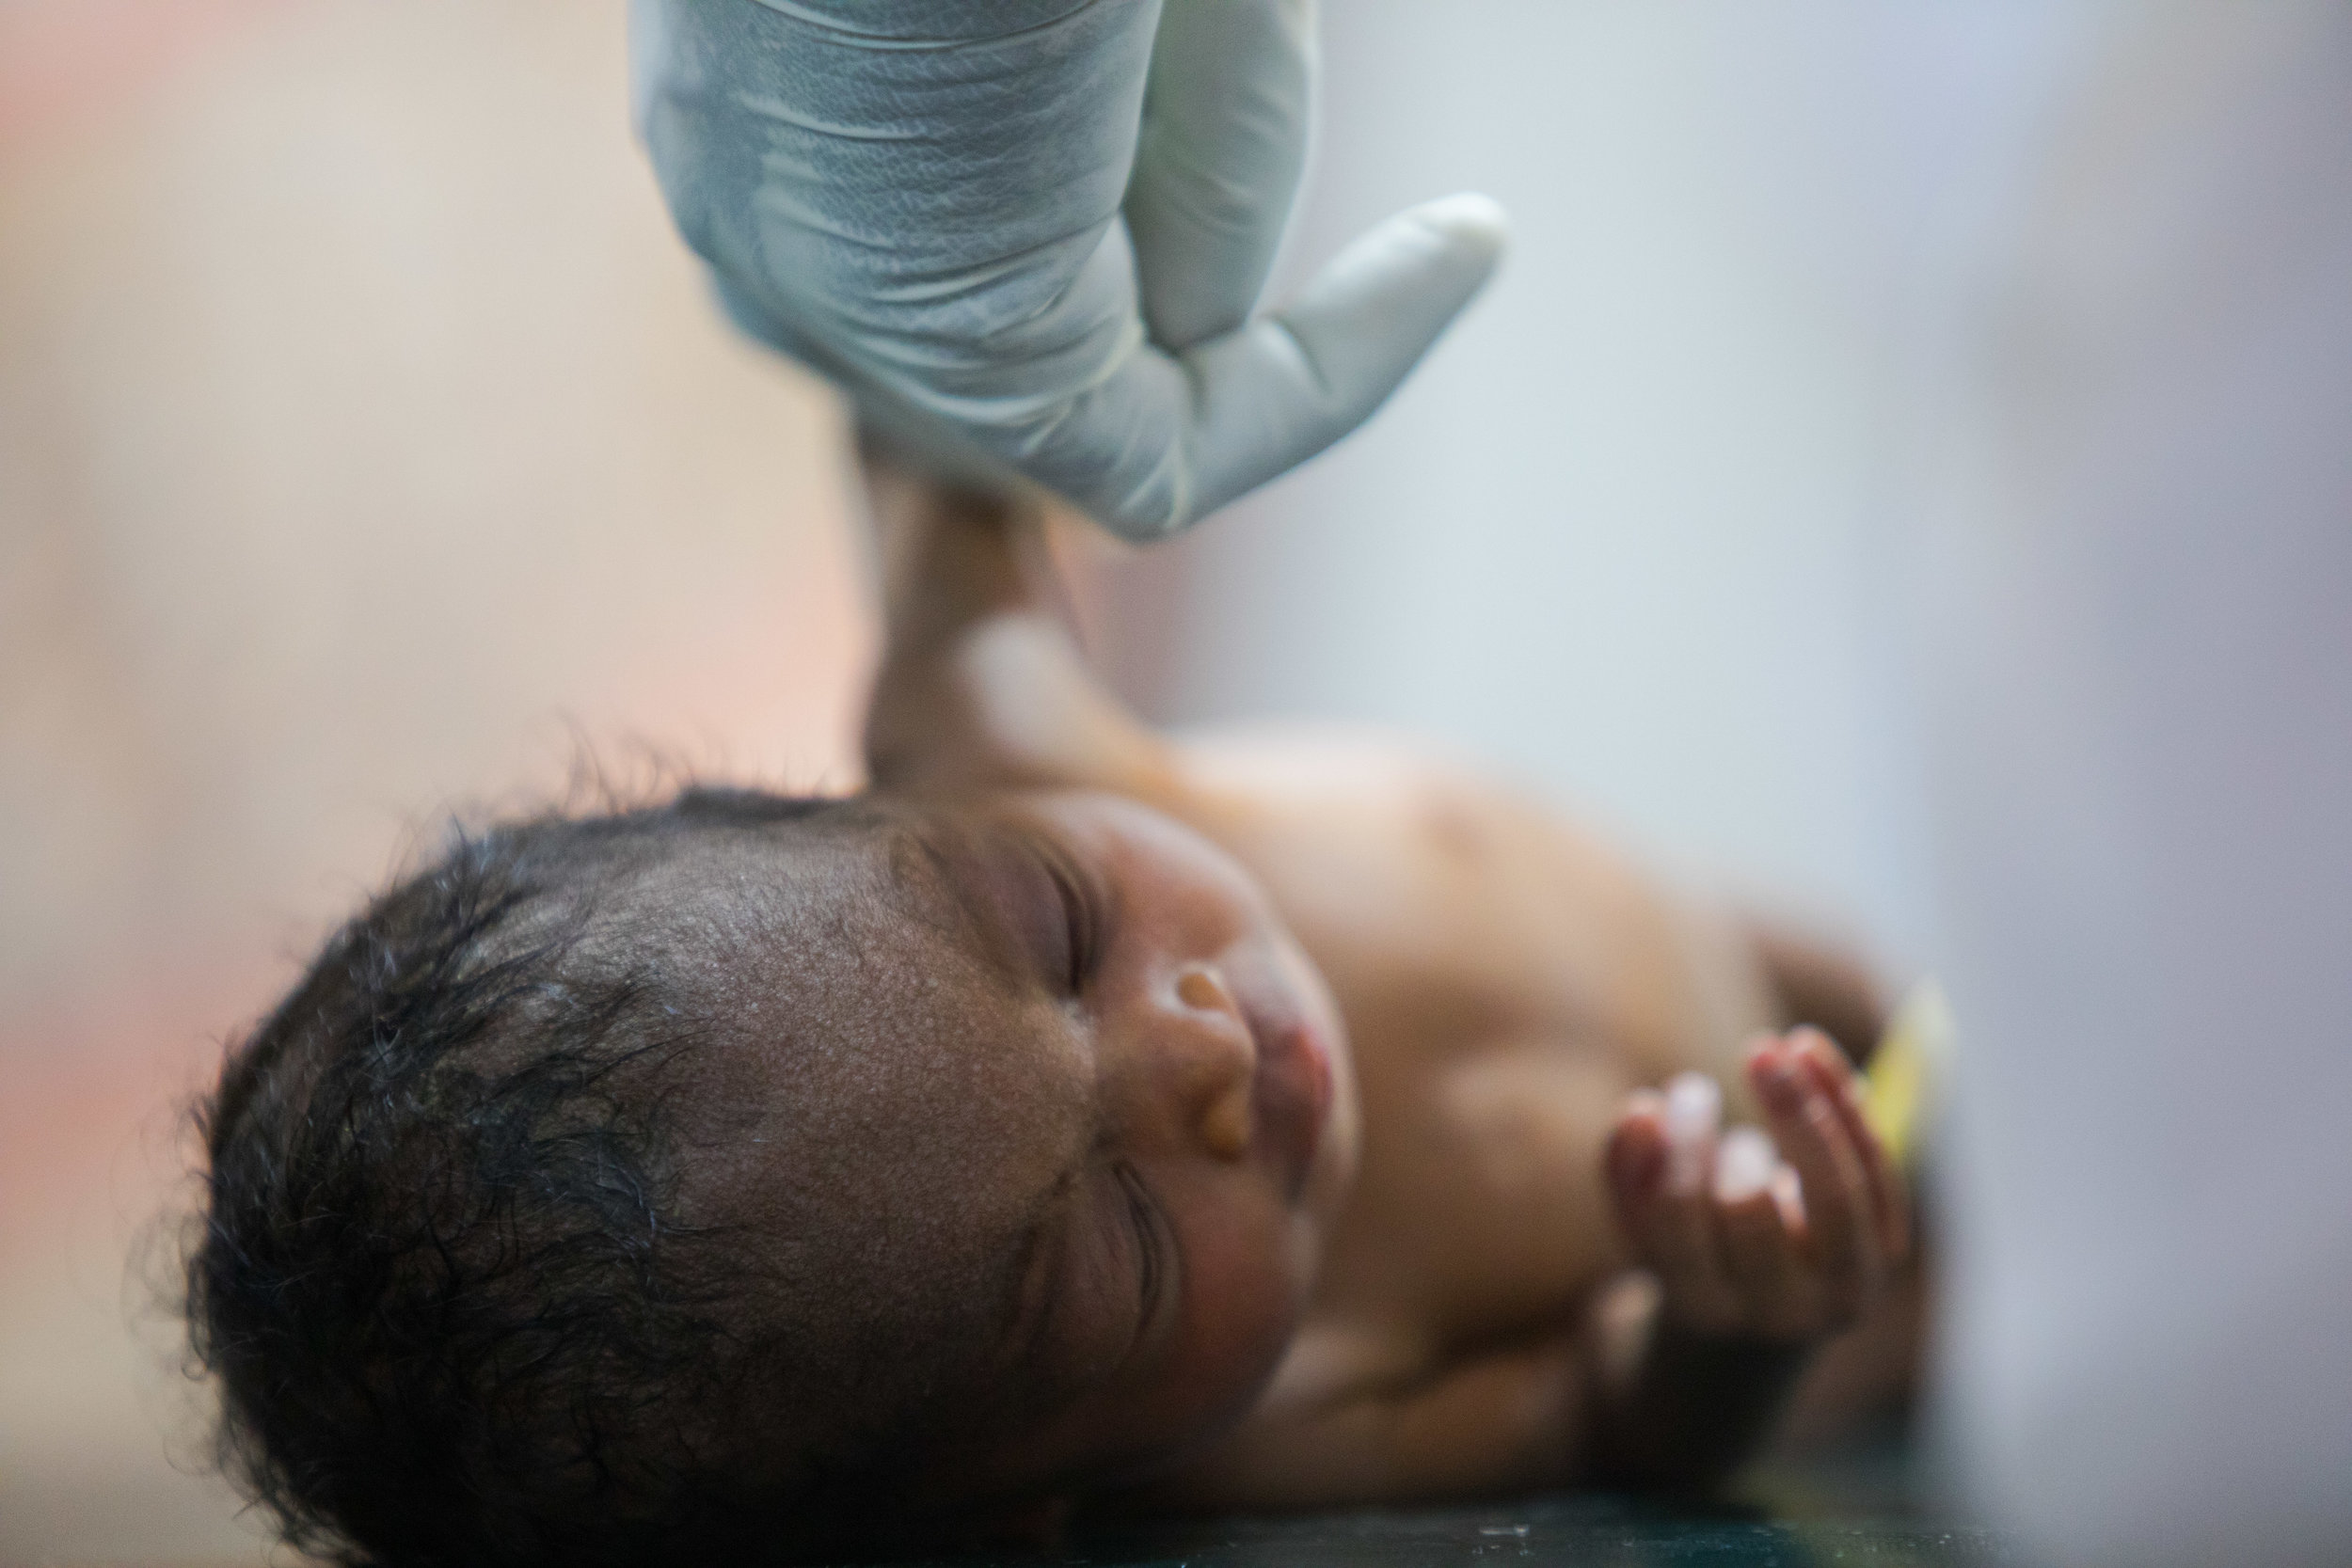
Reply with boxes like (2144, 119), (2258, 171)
(1144, 729), (1781, 1498)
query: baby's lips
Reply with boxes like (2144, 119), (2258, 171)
(1244, 1001), (1331, 1202)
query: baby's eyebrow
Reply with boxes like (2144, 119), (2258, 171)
(882, 821), (979, 942)
(891, 816), (1050, 991)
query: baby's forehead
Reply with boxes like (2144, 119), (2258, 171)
(625, 800), (984, 948)
(639, 804), (1094, 1245)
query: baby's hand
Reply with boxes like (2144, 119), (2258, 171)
(1605, 1028), (1910, 1342)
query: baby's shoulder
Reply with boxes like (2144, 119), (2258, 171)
(1154, 722), (1772, 1088)
(1163, 722), (1669, 966)
(1164, 721), (1582, 868)
(1167, 719), (1470, 795)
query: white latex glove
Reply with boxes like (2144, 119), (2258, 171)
(630, 0), (1508, 541)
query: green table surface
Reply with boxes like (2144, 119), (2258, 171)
(915, 1493), (2012, 1568)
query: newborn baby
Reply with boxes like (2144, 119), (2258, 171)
(189, 451), (1911, 1568)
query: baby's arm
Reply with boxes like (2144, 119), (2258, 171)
(859, 442), (1175, 800)
(1157, 1029), (1906, 1509)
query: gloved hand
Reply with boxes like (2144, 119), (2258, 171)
(630, 0), (1507, 541)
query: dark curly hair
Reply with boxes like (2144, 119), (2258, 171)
(184, 787), (993, 1568)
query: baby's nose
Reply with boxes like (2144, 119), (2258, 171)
(1169, 963), (1255, 1161)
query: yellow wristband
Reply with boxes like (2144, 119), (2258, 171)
(1860, 979), (1954, 1172)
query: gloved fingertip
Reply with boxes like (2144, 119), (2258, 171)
(1409, 191), (1513, 263)
(1152, 194), (1511, 529)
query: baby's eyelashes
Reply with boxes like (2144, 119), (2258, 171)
(1115, 1162), (1173, 1343)
(1028, 832), (1106, 996)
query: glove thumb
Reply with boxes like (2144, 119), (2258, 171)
(1168, 192), (1509, 531)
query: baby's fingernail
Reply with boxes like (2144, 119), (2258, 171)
(1772, 1165), (1806, 1229)
(1618, 1134), (1665, 1196)
(1715, 1126), (1777, 1202)
(1663, 1072), (1721, 1195)
(1797, 1033), (1844, 1080)
(1758, 1056), (1805, 1111)
(1665, 1072), (1721, 1136)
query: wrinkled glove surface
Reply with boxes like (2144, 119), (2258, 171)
(632, 0), (1506, 540)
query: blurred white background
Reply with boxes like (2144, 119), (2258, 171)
(1129, 0), (2105, 965)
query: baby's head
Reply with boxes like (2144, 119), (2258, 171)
(188, 784), (1357, 1566)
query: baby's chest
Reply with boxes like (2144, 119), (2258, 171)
(1317, 1044), (1644, 1354)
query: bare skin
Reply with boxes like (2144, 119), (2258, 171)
(853, 453), (1913, 1522)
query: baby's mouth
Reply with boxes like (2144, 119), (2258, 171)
(1242, 989), (1334, 1202)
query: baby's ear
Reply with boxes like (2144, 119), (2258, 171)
(964, 1493), (1073, 1550)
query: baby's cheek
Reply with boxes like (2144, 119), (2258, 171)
(1161, 1192), (1308, 1434)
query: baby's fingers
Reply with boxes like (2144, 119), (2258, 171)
(1645, 1180), (1744, 1332)
(1791, 1027), (1911, 1264)
(1749, 1035), (1879, 1319)
(1713, 1128), (1810, 1337)
(1609, 1087), (1742, 1332)
(1605, 1090), (1668, 1210)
